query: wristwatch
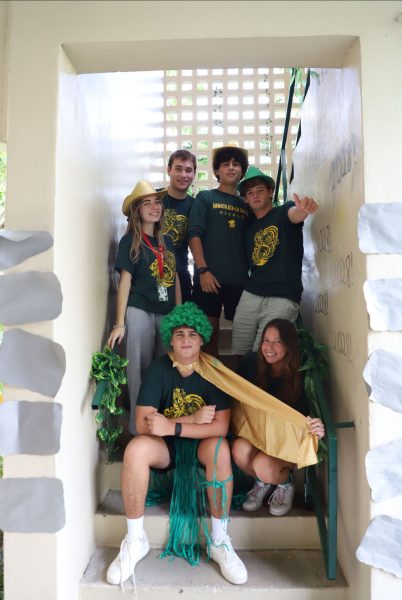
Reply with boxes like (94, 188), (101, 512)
(174, 423), (182, 437)
(197, 266), (209, 275)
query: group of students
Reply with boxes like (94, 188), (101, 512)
(106, 145), (325, 587)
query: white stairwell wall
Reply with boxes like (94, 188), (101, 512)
(1, 2), (402, 599)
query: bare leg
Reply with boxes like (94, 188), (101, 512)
(197, 437), (232, 517)
(202, 317), (220, 358)
(122, 435), (170, 518)
(231, 437), (259, 478)
(252, 452), (294, 485)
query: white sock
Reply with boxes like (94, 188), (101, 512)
(126, 516), (144, 541)
(211, 516), (229, 542)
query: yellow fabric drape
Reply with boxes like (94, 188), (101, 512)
(170, 351), (318, 468)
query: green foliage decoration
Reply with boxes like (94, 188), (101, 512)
(297, 326), (329, 462)
(90, 346), (128, 462)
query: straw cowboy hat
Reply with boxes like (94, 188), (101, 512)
(212, 143), (249, 172)
(122, 180), (167, 216)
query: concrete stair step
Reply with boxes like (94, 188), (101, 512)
(95, 490), (321, 550)
(80, 547), (347, 600)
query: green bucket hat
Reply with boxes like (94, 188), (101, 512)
(237, 166), (275, 196)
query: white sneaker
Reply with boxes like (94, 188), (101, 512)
(268, 483), (295, 516)
(106, 533), (150, 585)
(242, 481), (276, 512)
(209, 534), (248, 584)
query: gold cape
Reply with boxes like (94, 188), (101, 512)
(170, 351), (318, 468)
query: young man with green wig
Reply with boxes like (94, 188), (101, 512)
(106, 302), (248, 588)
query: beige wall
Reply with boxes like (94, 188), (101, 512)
(292, 42), (370, 598)
(2, 1), (402, 599)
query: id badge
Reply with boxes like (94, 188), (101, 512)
(157, 285), (168, 302)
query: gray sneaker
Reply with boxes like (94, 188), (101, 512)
(242, 481), (275, 512)
(268, 483), (295, 516)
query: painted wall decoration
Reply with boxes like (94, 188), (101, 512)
(0, 229), (66, 534)
(0, 329), (65, 397)
(358, 203), (402, 254)
(0, 478), (65, 532)
(357, 515), (402, 578)
(0, 271), (62, 324)
(0, 400), (62, 455)
(363, 349), (402, 413)
(365, 439), (402, 502)
(363, 279), (402, 331)
(0, 229), (53, 269)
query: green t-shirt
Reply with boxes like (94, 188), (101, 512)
(188, 189), (250, 286)
(137, 354), (232, 417)
(245, 201), (304, 302)
(115, 233), (176, 315)
(238, 352), (308, 415)
(162, 192), (192, 274)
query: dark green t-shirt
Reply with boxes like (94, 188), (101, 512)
(115, 233), (176, 315)
(162, 192), (192, 274)
(137, 354), (232, 417)
(245, 201), (304, 302)
(188, 189), (250, 286)
(238, 352), (308, 415)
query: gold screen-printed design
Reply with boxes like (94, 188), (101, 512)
(252, 225), (279, 266)
(162, 209), (188, 245)
(164, 388), (205, 418)
(150, 250), (176, 287)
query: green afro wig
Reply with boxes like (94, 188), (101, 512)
(160, 302), (213, 348)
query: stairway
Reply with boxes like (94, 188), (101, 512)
(80, 317), (347, 599)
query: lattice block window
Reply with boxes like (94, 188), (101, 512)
(162, 67), (301, 197)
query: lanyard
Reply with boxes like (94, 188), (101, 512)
(142, 233), (164, 278)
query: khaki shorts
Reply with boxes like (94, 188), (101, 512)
(232, 291), (299, 355)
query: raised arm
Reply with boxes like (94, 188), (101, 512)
(288, 193), (319, 224)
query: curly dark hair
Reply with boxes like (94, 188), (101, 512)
(213, 148), (249, 180)
(160, 302), (212, 348)
(256, 318), (302, 406)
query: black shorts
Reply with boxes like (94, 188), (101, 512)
(178, 270), (193, 304)
(192, 284), (244, 321)
(151, 436), (176, 474)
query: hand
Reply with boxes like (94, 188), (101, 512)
(293, 193), (319, 215)
(192, 405), (216, 424)
(307, 416), (325, 439)
(107, 325), (125, 349)
(145, 412), (174, 437)
(200, 271), (221, 294)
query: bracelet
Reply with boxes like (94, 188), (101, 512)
(197, 267), (209, 275)
(174, 423), (182, 437)
(112, 324), (125, 328)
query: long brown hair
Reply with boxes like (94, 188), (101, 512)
(256, 318), (302, 406)
(126, 198), (166, 263)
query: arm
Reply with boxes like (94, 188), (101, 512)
(189, 236), (221, 293)
(107, 269), (132, 348)
(144, 407), (230, 439)
(288, 193), (319, 224)
(175, 273), (182, 305)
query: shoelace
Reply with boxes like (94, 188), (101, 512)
(118, 537), (138, 600)
(269, 484), (291, 506)
(248, 484), (268, 499)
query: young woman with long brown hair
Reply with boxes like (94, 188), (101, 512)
(232, 318), (324, 515)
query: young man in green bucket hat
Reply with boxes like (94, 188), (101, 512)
(232, 166), (319, 357)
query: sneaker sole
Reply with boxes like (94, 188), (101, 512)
(106, 541), (150, 585)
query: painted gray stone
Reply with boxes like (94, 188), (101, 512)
(0, 229), (53, 269)
(0, 401), (62, 455)
(356, 515), (402, 578)
(366, 439), (402, 502)
(363, 349), (402, 413)
(358, 203), (402, 254)
(0, 271), (62, 325)
(0, 329), (65, 397)
(0, 478), (65, 532)
(363, 279), (402, 331)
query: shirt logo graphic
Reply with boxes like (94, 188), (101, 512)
(252, 225), (279, 266)
(164, 388), (205, 418)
